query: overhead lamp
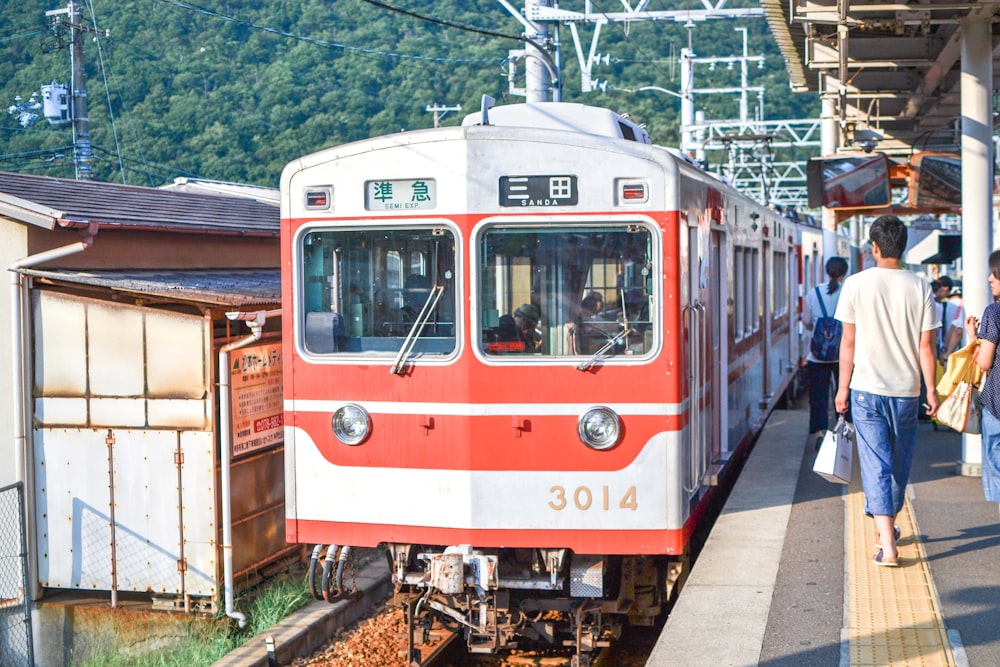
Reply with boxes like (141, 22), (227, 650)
(853, 129), (883, 153)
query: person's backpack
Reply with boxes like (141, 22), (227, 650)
(811, 286), (842, 362)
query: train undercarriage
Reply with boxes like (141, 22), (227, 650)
(387, 543), (686, 667)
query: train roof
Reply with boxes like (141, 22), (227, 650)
(460, 102), (651, 145)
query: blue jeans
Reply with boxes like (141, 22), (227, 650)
(851, 391), (919, 517)
(981, 409), (1000, 503)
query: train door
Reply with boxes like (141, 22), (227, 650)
(684, 222), (722, 492)
(709, 230), (725, 464)
(684, 225), (707, 494)
(787, 249), (799, 379)
(761, 240), (772, 399)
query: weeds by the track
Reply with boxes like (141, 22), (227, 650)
(78, 569), (312, 667)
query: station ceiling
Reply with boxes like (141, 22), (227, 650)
(763, 0), (1000, 156)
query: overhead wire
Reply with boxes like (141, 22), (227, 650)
(587, 0), (683, 88)
(359, 0), (559, 88)
(152, 0), (505, 65)
(84, 0), (127, 184)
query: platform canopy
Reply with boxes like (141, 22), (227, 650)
(763, 0), (1000, 156)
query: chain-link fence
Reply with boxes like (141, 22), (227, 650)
(0, 482), (33, 666)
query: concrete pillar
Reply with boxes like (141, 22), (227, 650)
(958, 17), (993, 475)
(820, 78), (840, 247)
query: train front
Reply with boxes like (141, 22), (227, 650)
(280, 104), (696, 662)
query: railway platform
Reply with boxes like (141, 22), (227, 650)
(648, 403), (1000, 667)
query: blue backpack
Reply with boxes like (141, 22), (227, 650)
(811, 286), (842, 362)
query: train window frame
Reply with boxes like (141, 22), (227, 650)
(291, 219), (463, 364)
(772, 249), (788, 318)
(470, 215), (659, 365)
(750, 248), (760, 333)
(733, 247), (745, 340)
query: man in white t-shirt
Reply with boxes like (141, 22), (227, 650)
(834, 215), (940, 568)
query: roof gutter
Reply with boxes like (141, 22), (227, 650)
(10, 222), (98, 600)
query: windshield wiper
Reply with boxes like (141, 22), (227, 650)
(576, 326), (632, 371)
(391, 285), (445, 375)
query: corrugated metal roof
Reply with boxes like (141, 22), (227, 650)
(160, 177), (280, 204)
(0, 171), (278, 236)
(19, 268), (281, 308)
(760, 0), (809, 92)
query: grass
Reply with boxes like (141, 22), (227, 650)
(78, 568), (314, 667)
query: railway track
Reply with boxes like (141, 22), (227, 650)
(292, 595), (656, 667)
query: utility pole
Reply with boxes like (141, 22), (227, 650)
(425, 104), (462, 128)
(43, 1), (107, 180)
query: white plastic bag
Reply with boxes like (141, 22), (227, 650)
(813, 415), (854, 484)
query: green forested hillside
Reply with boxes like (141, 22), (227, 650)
(0, 0), (818, 187)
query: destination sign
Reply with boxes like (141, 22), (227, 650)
(500, 175), (578, 207)
(366, 178), (436, 211)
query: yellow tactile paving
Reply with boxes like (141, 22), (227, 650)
(845, 460), (957, 667)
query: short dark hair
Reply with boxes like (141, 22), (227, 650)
(868, 215), (907, 259)
(990, 250), (1000, 282)
(581, 291), (603, 313)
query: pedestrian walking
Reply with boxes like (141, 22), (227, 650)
(964, 249), (1000, 511)
(834, 215), (941, 567)
(803, 256), (850, 446)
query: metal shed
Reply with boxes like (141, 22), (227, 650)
(19, 268), (288, 611)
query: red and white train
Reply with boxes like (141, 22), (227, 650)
(280, 100), (831, 664)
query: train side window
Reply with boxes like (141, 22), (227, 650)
(734, 247), (745, 340)
(297, 226), (458, 358)
(773, 250), (788, 317)
(747, 248), (759, 333)
(476, 222), (656, 360)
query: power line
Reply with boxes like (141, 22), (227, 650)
(0, 29), (45, 44)
(360, 0), (525, 44)
(153, 0), (504, 65)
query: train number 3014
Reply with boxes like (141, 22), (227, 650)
(547, 485), (637, 511)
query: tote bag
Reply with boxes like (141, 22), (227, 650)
(937, 339), (983, 399)
(937, 377), (982, 434)
(813, 415), (854, 484)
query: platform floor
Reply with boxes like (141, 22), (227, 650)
(648, 403), (1000, 667)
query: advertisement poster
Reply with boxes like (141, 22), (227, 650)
(230, 342), (283, 457)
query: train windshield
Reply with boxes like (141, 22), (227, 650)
(298, 226), (457, 357)
(477, 223), (655, 359)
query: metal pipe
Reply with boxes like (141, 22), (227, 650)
(10, 231), (96, 602)
(217, 308), (281, 627)
(106, 429), (118, 608)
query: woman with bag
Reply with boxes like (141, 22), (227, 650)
(964, 249), (1000, 508)
(803, 257), (850, 446)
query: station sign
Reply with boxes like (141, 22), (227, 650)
(365, 178), (436, 211)
(500, 175), (578, 207)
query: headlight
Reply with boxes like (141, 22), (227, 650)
(577, 406), (622, 450)
(331, 404), (371, 445)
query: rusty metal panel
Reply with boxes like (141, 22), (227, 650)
(34, 428), (217, 597)
(147, 399), (209, 430)
(230, 447), (286, 575)
(232, 505), (288, 576)
(90, 398), (146, 427)
(33, 292), (87, 395)
(179, 431), (217, 598)
(88, 301), (144, 396)
(145, 309), (209, 398)
(32, 291), (211, 429)
(230, 448), (284, 518)
(34, 397), (88, 426)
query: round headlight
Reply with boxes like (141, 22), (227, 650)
(577, 407), (622, 450)
(331, 404), (371, 445)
